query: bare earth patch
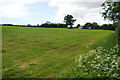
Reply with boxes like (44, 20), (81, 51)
(18, 64), (28, 69)
(29, 61), (41, 66)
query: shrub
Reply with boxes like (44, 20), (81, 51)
(75, 44), (120, 78)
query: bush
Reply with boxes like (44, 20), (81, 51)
(75, 44), (120, 78)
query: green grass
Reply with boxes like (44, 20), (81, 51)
(2, 26), (115, 78)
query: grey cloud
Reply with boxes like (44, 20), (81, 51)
(73, 2), (103, 9)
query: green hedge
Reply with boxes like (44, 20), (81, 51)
(115, 22), (120, 55)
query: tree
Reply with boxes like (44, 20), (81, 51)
(101, 1), (120, 22)
(40, 23), (66, 28)
(92, 22), (100, 29)
(76, 24), (81, 28)
(64, 14), (76, 29)
(83, 22), (92, 29)
(101, 1), (120, 54)
(101, 24), (115, 30)
(27, 24), (31, 27)
(37, 24), (40, 27)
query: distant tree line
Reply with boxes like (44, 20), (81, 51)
(82, 22), (117, 31)
(2, 22), (118, 31)
(2, 23), (67, 28)
(40, 23), (67, 28)
(83, 22), (100, 29)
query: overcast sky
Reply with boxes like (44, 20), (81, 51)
(0, 0), (113, 26)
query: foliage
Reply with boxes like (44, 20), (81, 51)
(64, 14), (76, 29)
(75, 44), (120, 79)
(2, 23), (67, 28)
(101, 23), (116, 30)
(83, 22), (100, 29)
(101, 1), (120, 22)
(116, 23), (120, 53)
(101, 1), (120, 53)
(82, 22), (117, 30)
(40, 23), (67, 28)
(83, 22), (92, 29)
(27, 24), (31, 27)
(75, 24), (81, 28)
(92, 22), (100, 29)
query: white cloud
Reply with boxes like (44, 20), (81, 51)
(49, 0), (112, 25)
(0, 0), (113, 25)
(0, 0), (48, 18)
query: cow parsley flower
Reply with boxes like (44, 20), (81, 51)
(75, 44), (119, 78)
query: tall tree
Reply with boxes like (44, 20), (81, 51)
(101, 0), (120, 54)
(101, 1), (120, 22)
(64, 14), (76, 29)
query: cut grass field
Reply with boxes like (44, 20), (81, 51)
(2, 26), (115, 78)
